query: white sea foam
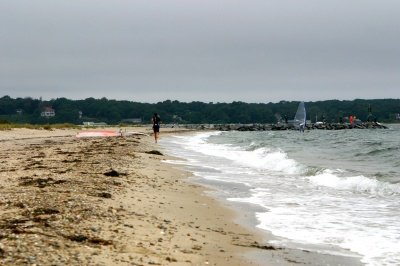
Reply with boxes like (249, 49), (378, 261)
(231, 187), (400, 265)
(161, 131), (400, 266)
(307, 169), (400, 196)
(170, 133), (302, 175)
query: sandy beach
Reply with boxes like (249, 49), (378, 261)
(0, 127), (363, 265)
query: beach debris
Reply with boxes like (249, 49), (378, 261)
(97, 192), (112, 198)
(14, 202), (26, 209)
(0, 244), (5, 258)
(181, 249), (194, 254)
(145, 150), (163, 156)
(192, 245), (202, 250)
(166, 257), (177, 262)
(66, 234), (87, 242)
(64, 234), (113, 245)
(148, 260), (161, 265)
(18, 177), (67, 188)
(32, 208), (60, 216)
(123, 131), (149, 137)
(251, 243), (280, 250)
(0, 218), (29, 230)
(0, 132), (155, 265)
(250, 241), (282, 250)
(104, 169), (120, 177)
(233, 241), (282, 250)
(87, 237), (113, 245)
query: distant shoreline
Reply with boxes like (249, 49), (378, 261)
(2, 96), (400, 124)
(0, 121), (391, 132)
(170, 121), (388, 131)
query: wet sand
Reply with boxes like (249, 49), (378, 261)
(0, 127), (363, 265)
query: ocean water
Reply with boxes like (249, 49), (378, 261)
(160, 125), (400, 266)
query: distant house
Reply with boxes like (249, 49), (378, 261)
(396, 113), (400, 120)
(41, 107), (55, 117)
(16, 109), (23, 115)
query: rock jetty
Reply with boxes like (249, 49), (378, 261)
(180, 122), (387, 131)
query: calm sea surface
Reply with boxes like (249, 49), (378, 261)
(161, 125), (400, 266)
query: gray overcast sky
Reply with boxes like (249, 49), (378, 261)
(1, 0), (399, 103)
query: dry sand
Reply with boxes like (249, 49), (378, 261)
(0, 127), (363, 265)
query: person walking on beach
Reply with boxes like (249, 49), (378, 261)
(152, 113), (161, 143)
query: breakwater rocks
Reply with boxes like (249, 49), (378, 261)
(181, 122), (387, 131)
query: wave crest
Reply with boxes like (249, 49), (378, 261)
(307, 169), (400, 196)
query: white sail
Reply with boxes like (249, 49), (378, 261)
(294, 101), (306, 130)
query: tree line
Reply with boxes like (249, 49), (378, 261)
(0, 96), (399, 125)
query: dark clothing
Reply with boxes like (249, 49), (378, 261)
(152, 115), (161, 133)
(153, 124), (160, 133)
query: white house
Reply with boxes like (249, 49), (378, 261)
(41, 107), (55, 117)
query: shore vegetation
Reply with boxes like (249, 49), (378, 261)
(0, 121), (79, 131)
(1, 96), (399, 125)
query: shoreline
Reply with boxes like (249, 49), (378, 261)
(0, 127), (364, 265)
(188, 177), (365, 265)
(159, 130), (365, 266)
